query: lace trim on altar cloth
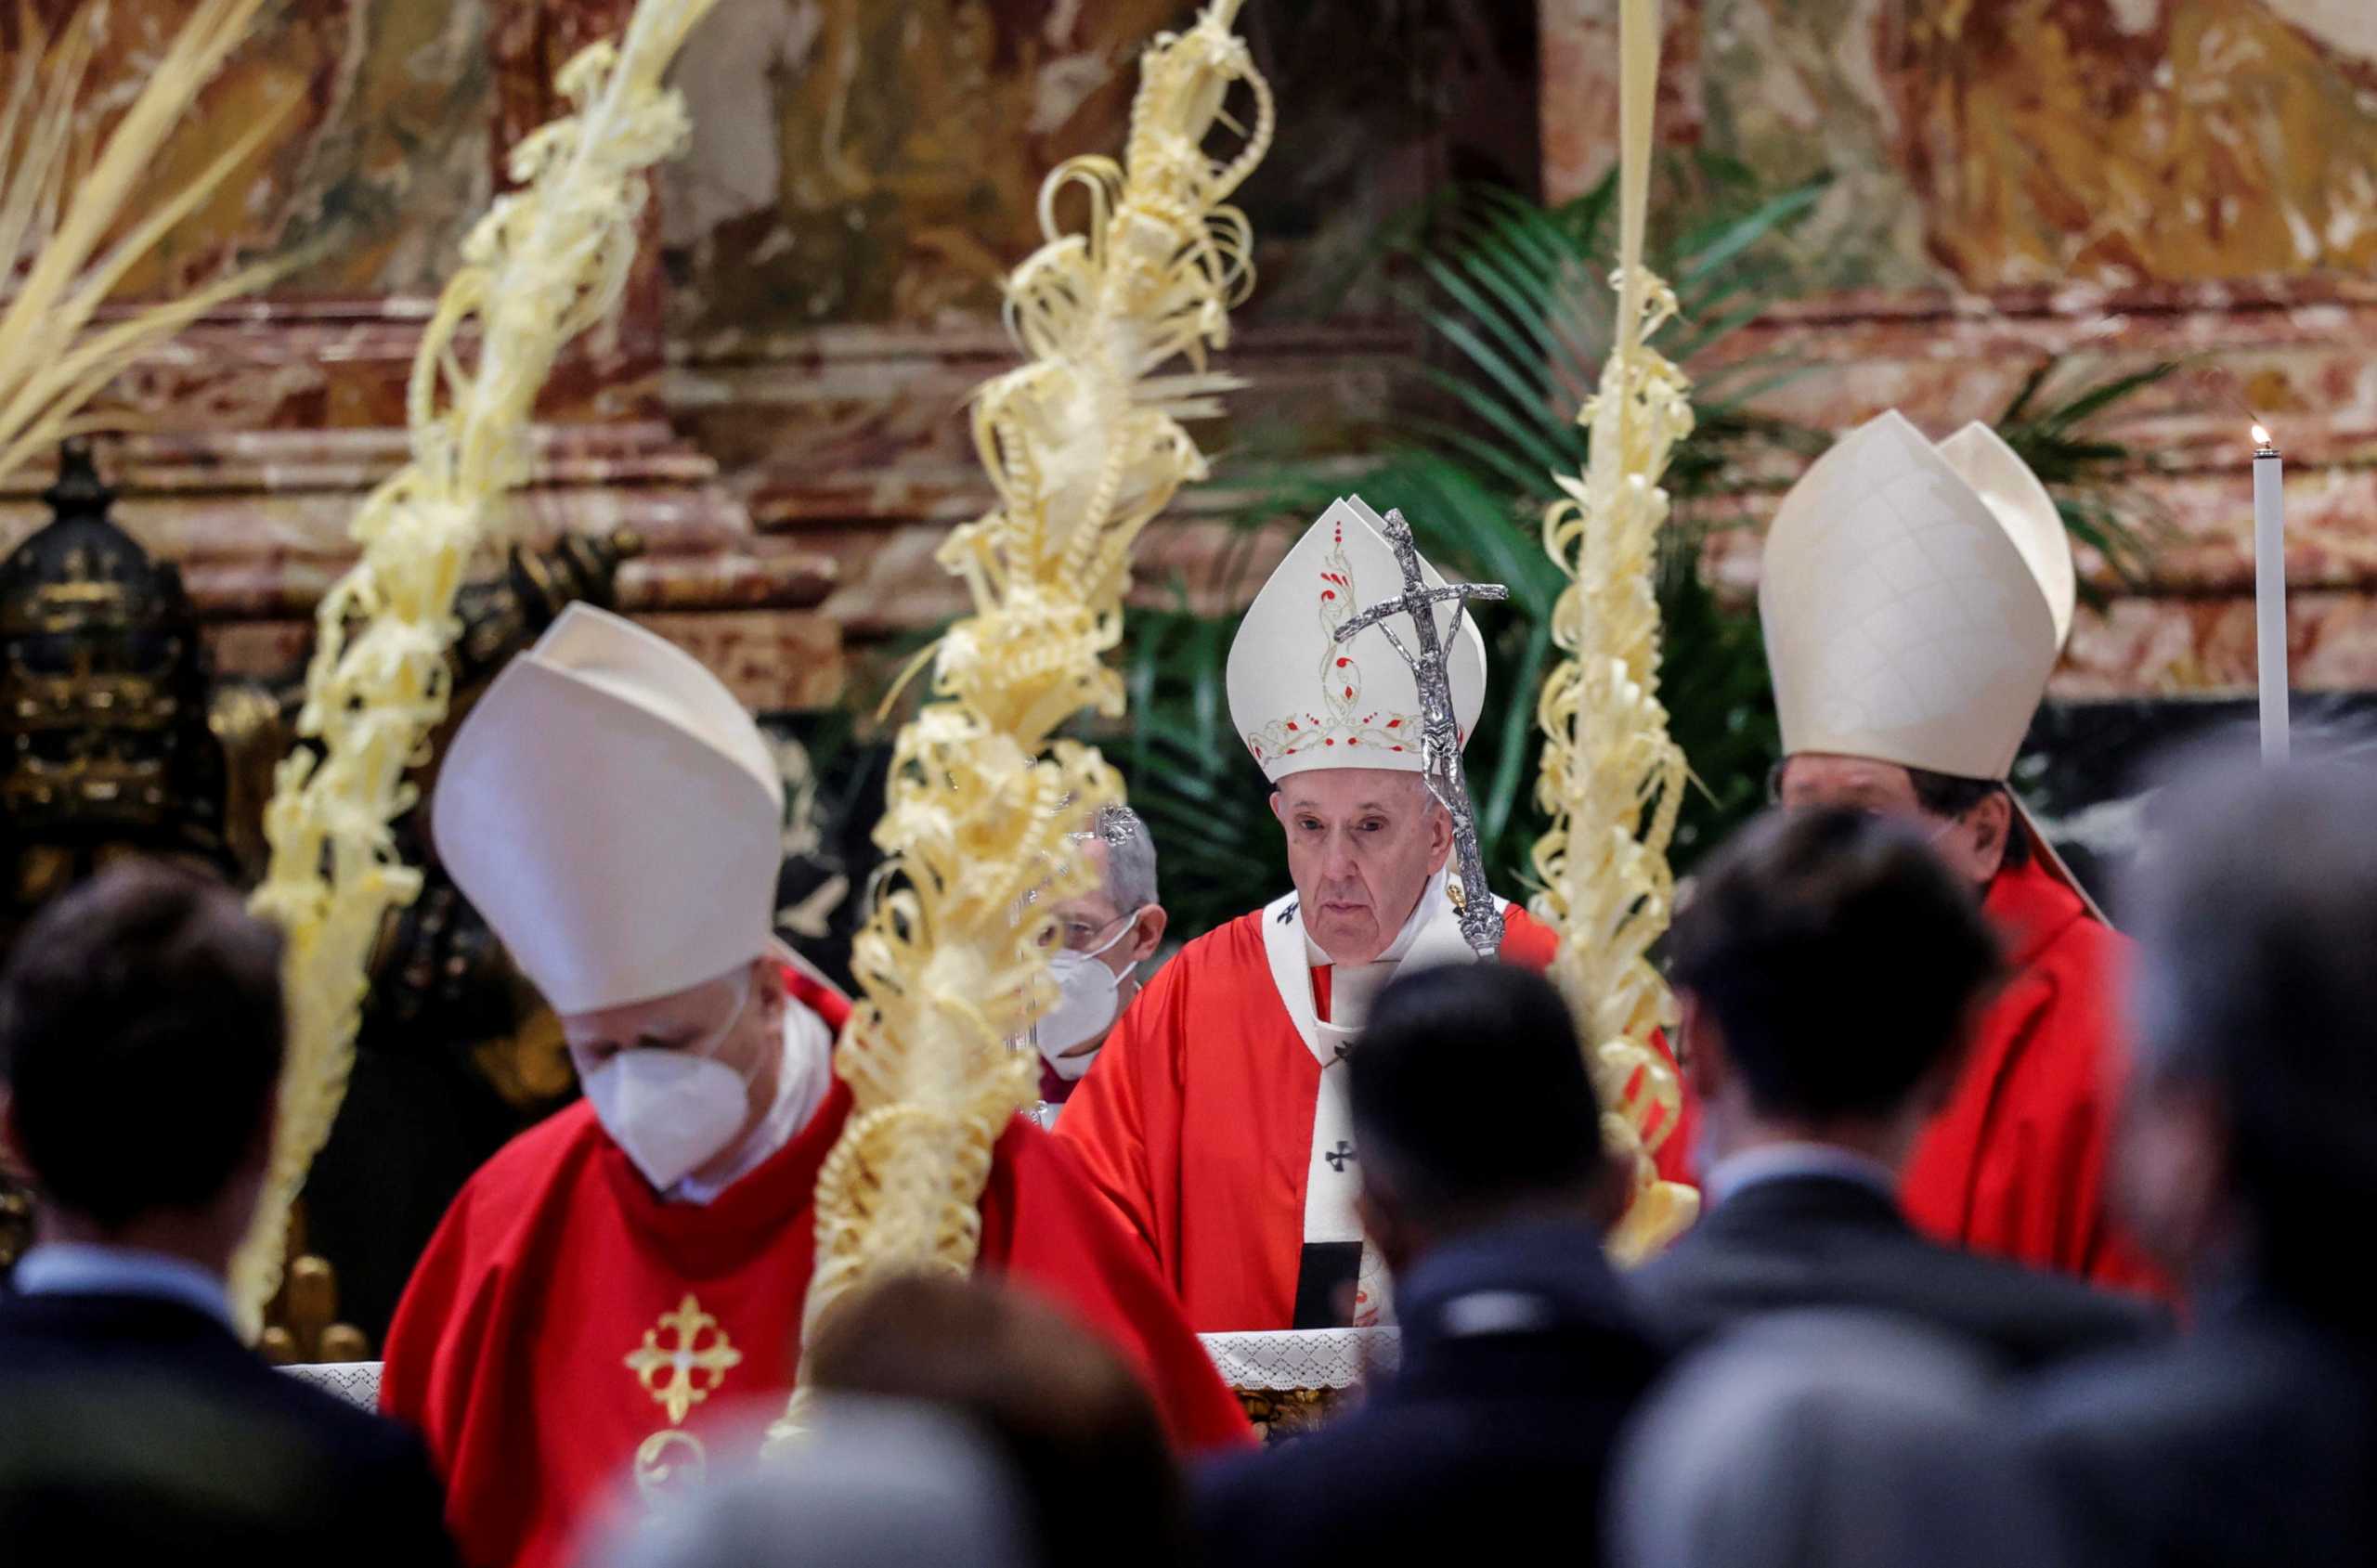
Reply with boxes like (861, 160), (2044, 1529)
(280, 1328), (1402, 1411)
(282, 1359), (385, 1408)
(1199, 1327), (1399, 1391)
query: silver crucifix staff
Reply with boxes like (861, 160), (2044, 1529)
(1333, 507), (1510, 960)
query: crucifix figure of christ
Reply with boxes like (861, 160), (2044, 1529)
(1334, 507), (1511, 961)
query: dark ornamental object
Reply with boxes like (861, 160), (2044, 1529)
(0, 440), (229, 916)
(1333, 507), (1510, 960)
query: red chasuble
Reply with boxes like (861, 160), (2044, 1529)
(1056, 903), (1695, 1332)
(1901, 853), (2166, 1296)
(382, 977), (1250, 1568)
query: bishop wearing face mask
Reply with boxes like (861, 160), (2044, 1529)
(378, 606), (1249, 1568)
(1029, 804), (1166, 1127)
(1058, 498), (1695, 1333)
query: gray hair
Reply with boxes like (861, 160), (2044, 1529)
(1074, 803), (1159, 913)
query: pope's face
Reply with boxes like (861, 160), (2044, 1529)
(1271, 769), (1452, 966)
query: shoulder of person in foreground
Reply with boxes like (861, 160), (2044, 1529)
(1629, 1202), (2168, 1367)
(1194, 1250), (1664, 1557)
(1188, 1349), (1642, 1564)
(2013, 1318), (2377, 1568)
(0, 1349), (458, 1567)
(982, 1113), (1253, 1452)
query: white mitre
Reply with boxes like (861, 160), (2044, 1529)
(1227, 495), (1487, 784)
(431, 603), (784, 1015)
(1760, 409), (2073, 784)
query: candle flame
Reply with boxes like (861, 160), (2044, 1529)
(2253, 422), (2273, 447)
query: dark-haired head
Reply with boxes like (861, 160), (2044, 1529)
(2121, 752), (2377, 1312)
(1348, 963), (1617, 1275)
(806, 1273), (1185, 1568)
(1669, 808), (2002, 1168)
(0, 859), (283, 1267)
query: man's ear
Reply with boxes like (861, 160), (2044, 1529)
(1125, 903), (1168, 964)
(1268, 790), (1287, 830)
(1424, 788), (1455, 875)
(1971, 791), (2014, 877)
(750, 954), (789, 1025)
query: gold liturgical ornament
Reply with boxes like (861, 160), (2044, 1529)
(626, 1293), (742, 1502)
(0, 440), (231, 927)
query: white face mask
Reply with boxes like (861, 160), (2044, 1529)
(1033, 914), (1145, 1077)
(578, 976), (758, 1191)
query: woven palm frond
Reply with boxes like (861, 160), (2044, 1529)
(228, 0), (724, 1333)
(770, 0), (1270, 1449)
(1526, 0), (1701, 1263)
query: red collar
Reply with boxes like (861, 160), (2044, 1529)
(1981, 852), (2093, 970)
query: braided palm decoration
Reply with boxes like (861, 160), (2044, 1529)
(1528, 0), (1699, 1263)
(772, 0), (1270, 1445)
(230, 0), (722, 1331)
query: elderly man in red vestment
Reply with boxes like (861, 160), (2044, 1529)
(1758, 409), (2162, 1294)
(1059, 497), (1694, 1333)
(379, 605), (1245, 1568)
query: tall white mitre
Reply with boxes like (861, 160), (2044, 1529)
(1760, 408), (2074, 784)
(1227, 495), (1488, 784)
(431, 603), (784, 1015)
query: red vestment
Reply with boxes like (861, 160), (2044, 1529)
(1902, 853), (2166, 1295)
(382, 972), (1249, 1568)
(1056, 904), (1694, 1332)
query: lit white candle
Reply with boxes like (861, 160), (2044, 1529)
(2253, 423), (2289, 763)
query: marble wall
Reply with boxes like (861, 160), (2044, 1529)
(13, 0), (2377, 705)
(1545, 0), (2377, 696)
(10, 0), (1539, 706)
(1546, 0), (2377, 292)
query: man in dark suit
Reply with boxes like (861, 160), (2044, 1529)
(1629, 807), (2160, 1369)
(0, 860), (454, 1565)
(1191, 963), (1666, 1566)
(2018, 758), (2377, 1566)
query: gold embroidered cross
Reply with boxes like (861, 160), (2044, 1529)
(625, 1294), (744, 1425)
